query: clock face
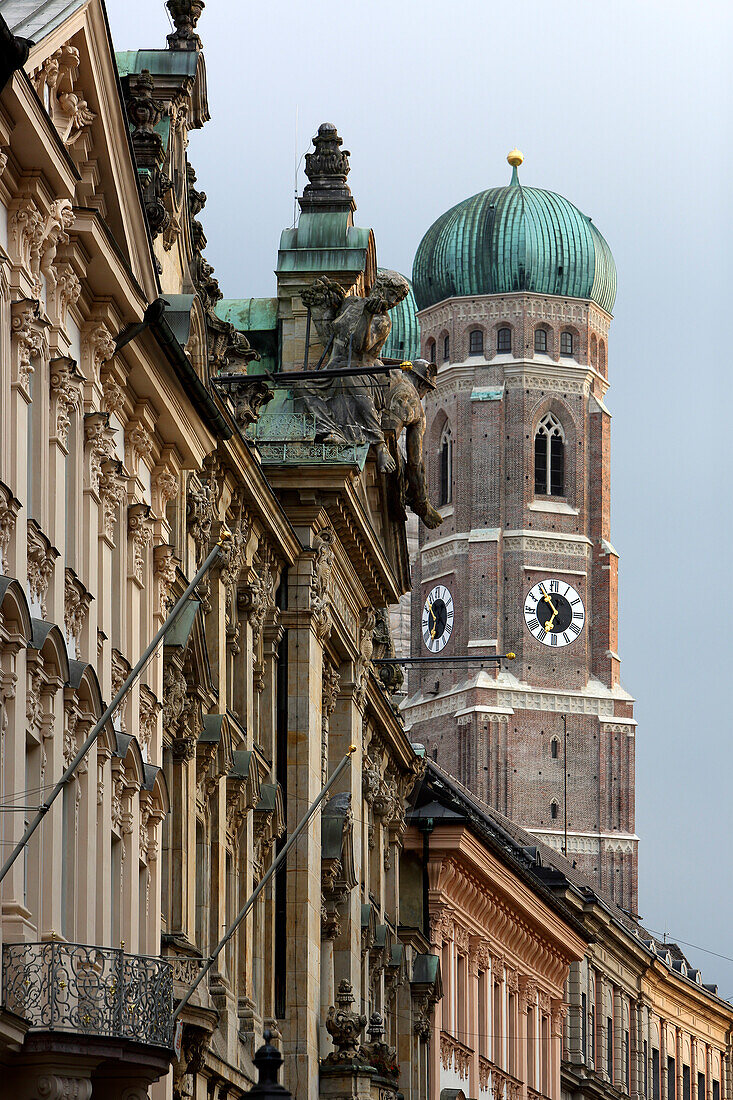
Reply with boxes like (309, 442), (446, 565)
(524, 579), (585, 648)
(422, 584), (454, 652)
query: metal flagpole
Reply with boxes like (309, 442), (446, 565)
(0, 536), (229, 888)
(173, 745), (356, 1023)
(563, 713), (568, 858)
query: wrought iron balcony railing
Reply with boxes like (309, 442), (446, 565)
(2, 941), (173, 1048)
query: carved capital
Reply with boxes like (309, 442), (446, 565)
(0, 481), (21, 574)
(85, 324), (117, 386)
(49, 356), (83, 446)
(11, 298), (47, 389)
(127, 503), (154, 583)
(153, 544), (179, 614)
(27, 521), (59, 616)
(64, 568), (92, 653)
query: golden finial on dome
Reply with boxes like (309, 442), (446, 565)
(507, 148), (524, 167)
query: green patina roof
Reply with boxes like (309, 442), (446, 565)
(379, 270), (421, 361)
(115, 50), (200, 80)
(215, 298), (278, 333)
(413, 164), (616, 314)
(278, 214), (371, 277)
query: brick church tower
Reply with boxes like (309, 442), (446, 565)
(402, 152), (638, 914)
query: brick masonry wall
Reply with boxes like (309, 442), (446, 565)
(404, 292), (637, 910)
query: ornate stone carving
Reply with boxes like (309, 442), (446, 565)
(321, 662), (340, 782)
(324, 979), (367, 1064)
(310, 527), (334, 641)
(362, 1013), (399, 1080)
(49, 262), (81, 324)
(139, 685), (161, 757)
(64, 569), (91, 652)
(11, 298), (47, 390)
(354, 608), (375, 708)
(382, 359), (443, 529)
(84, 412), (114, 490)
(187, 479), (216, 564)
(154, 544), (178, 614)
(296, 271), (410, 472)
(166, 0), (205, 49)
(126, 422), (154, 469)
(0, 481), (21, 574)
(219, 501), (249, 621)
(98, 460), (127, 539)
(34, 44), (96, 148)
(153, 466), (178, 517)
(8, 194), (75, 297)
(27, 522), (59, 616)
(219, 374), (273, 428)
(302, 122), (352, 207)
(49, 356), (83, 445)
(127, 503), (154, 582)
(86, 325), (117, 386)
(162, 661), (187, 738)
(34, 1074), (92, 1100)
(111, 649), (131, 731)
(429, 908), (455, 944)
(126, 70), (170, 239)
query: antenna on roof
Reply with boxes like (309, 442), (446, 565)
(293, 105), (299, 228)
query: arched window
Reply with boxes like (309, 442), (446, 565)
(560, 331), (574, 356)
(550, 800), (559, 820)
(599, 340), (607, 374)
(443, 334), (450, 362)
(497, 327), (511, 353)
(427, 339), (436, 365)
(550, 737), (559, 760)
(534, 412), (565, 496)
(534, 328), (547, 353)
(439, 425), (453, 506)
(590, 333), (598, 369)
(469, 329), (483, 356)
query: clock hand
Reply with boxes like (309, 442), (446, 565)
(539, 584), (559, 618)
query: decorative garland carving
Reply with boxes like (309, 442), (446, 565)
(27, 521), (59, 616)
(64, 568), (92, 652)
(309, 528), (334, 641)
(49, 356), (83, 445)
(0, 481), (21, 574)
(11, 298), (47, 390)
(127, 503), (154, 583)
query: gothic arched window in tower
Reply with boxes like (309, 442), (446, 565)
(550, 799), (559, 820)
(469, 329), (484, 356)
(534, 327), (547, 353)
(497, 327), (512, 353)
(534, 412), (565, 496)
(560, 331), (574, 356)
(550, 737), (559, 759)
(427, 338), (436, 364)
(443, 334), (450, 362)
(439, 424), (453, 506)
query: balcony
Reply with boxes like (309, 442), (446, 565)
(2, 941), (173, 1048)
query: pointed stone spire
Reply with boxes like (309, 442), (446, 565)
(299, 123), (355, 215)
(166, 0), (205, 50)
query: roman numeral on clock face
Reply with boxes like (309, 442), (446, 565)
(524, 579), (586, 647)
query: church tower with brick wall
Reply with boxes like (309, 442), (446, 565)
(401, 152), (638, 915)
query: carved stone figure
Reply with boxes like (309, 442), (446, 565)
(324, 979), (367, 1064)
(382, 359), (443, 529)
(297, 272), (410, 472)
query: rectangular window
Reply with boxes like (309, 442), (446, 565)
(590, 1004), (595, 1063)
(535, 328), (547, 353)
(443, 335), (450, 362)
(607, 1017), (614, 1082)
(626, 1031), (631, 1092)
(561, 331), (574, 356)
(549, 433), (565, 495)
(508, 990), (516, 1073)
(698, 1072), (706, 1100)
(652, 1049), (660, 1100)
(683, 1066), (691, 1100)
(582, 993), (587, 1060)
(478, 971), (487, 1056)
(668, 1057), (677, 1100)
(712, 1081), (719, 1100)
(497, 327), (511, 353)
(456, 952), (467, 1042)
(527, 1007), (535, 1088)
(494, 981), (502, 1065)
(535, 432), (548, 495)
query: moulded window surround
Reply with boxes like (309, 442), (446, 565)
(497, 327), (512, 353)
(534, 328), (548, 353)
(560, 331), (574, 356)
(439, 425), (453, 507)
(443, 334), (450, 362)
(534, 412), (565, 497)
(469, 329), (484, 355)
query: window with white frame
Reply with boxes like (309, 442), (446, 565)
(534, 412), (565, 496)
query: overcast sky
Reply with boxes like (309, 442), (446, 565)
(108, 1), (733, 994)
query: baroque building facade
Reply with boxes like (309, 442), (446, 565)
(402, 153), (638, 914)
(0, 3), (441, 1099)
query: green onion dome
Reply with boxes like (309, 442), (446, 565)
(412, 152), (616, 315)
(379, 270), (421, 360)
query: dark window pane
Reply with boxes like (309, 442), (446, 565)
(669, 1058), (677, 1100)
(498, 327), (511, 353)
(607, 1017), (613, 1081)
(653, 1050), (660, 1100)
(469, 329), (483, 355)
(535, 433), (547, 495)
(428, 340), (436, 364)
(550, 434), (564, 495)
(582, 993), (587, 1060)
(698, 1073), (706, 1100)
(440, 439), (450, 506)
(443, 335), (450, 361)
(561, 331), (573, 355)
(684, 1066), (691, 1100)
(535, 328), (547, 352)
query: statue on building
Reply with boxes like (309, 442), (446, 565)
(382, 358), (442, 529)
(298, 271), (408, 472)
